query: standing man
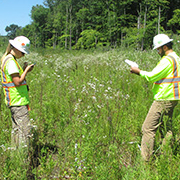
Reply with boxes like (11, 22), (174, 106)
(130, 34), (180, 161)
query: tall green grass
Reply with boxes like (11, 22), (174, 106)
(0, 47), (180, 179)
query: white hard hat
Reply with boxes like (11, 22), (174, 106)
(153, 34), (173, 50)
(9, 36), (30, 54)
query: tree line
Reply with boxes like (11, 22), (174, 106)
(3, 0), (180, 50)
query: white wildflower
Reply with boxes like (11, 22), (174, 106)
(0, 144), (6, 151)
(97, 105), (101, 109)
(94, 77), (99, 81)
(87, 82), (96, 90)
(92, 96), (97, 101)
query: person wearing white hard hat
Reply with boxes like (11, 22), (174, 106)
(130, 34), (180, 161)
(1, 36), (35, 150)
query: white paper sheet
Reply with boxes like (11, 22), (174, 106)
(125, 59), (139, 68)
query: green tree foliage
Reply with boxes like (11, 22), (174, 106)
(75, 29), (103, 49)
(5, 24), (21, 39)
(15, 0), (180, 50)
(168, 9), (180, 34)
(0, 36), (8, 50)
(31, 5), (50, 47)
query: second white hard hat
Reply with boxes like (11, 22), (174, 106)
(153, 34), (173, 50)
(9, 36), (30, 54)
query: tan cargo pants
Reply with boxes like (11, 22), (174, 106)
(141, 100), (178, 161)
(10, 105), (32, 149)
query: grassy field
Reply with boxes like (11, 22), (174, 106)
(0, 47), (180, 179)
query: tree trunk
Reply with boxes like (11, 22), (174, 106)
(137, 3), (141, 31)
(158, 6), (161, 34)
(137, 3), (141, 50)
(141, 5), (147, 50)
(106, 1), (111, 44)
(65, 5), (68, 49)
(69, 5), (72, 50)
(53, 32), (58, 49)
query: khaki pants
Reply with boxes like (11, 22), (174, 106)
(10, 105), (32, 149)
(141, 100), (178, 161)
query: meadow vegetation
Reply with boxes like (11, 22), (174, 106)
(0, 45), (180, 179)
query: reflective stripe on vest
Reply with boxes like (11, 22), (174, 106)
(1, 56), (27, 106)
(1, 57), (11, 106)
(2, 80), (27, 88)
(155, 55), (180, 99)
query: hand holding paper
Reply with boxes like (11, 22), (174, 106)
(125, 59), (140, 75)
(125, 59), (139, 68)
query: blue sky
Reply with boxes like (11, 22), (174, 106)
(0, 0), (45, 35)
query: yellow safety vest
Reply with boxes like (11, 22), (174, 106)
(1, 55), (30, 106)
(153, 55), (180, 100)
